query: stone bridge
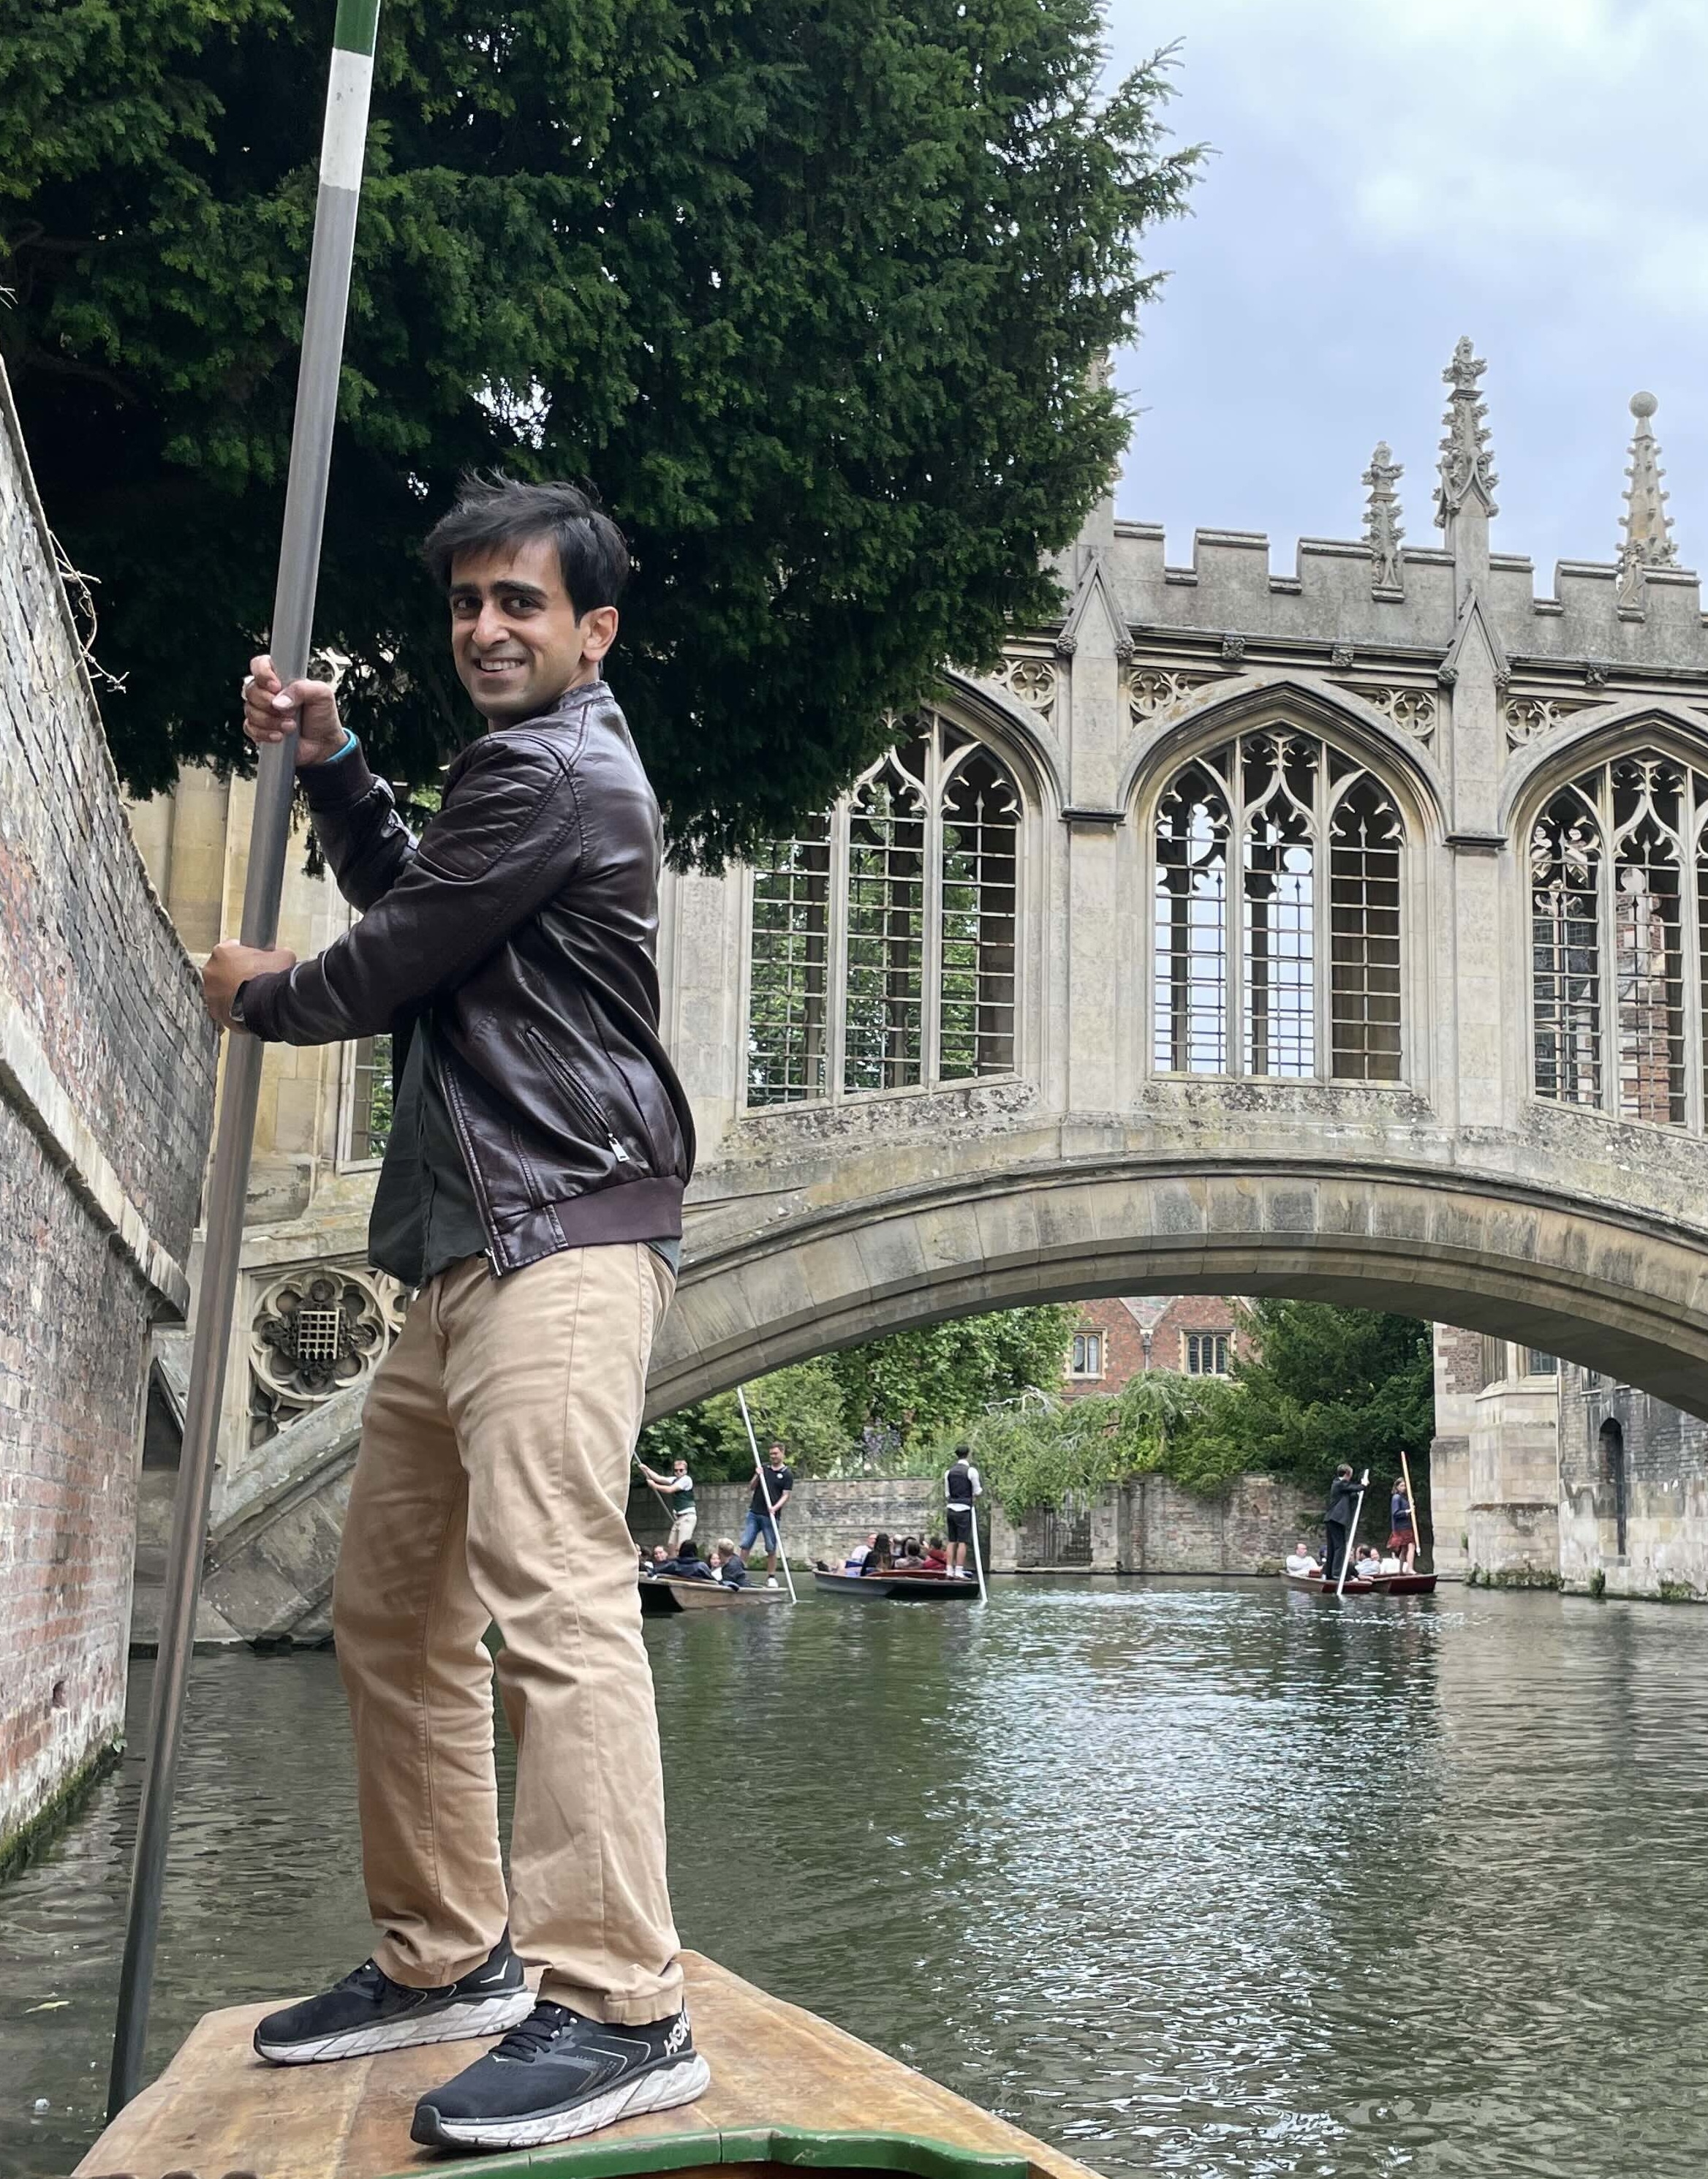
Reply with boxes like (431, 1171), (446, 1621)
(187, 347), (1708, 1639)
(654, 355), (1708, 1422)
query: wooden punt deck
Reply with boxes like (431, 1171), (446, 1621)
(76, 1951), (1097, 2179)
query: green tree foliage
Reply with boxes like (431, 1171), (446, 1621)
(1, 1), (1197, 856)
(959, 1371), (1225, 1518)
(638, 1358), (849, 1483)
(825, 1304), (1077, 1446)
(637, 1304), (1075, 1479)
(1168, 1301), (1435, 1501)
(951, 1303), (1435, 1516)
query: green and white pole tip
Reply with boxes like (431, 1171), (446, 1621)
(324, 1), (380, 193)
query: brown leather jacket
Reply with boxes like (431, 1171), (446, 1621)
(239, 678), (695, 1274)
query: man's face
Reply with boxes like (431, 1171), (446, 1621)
(448, 535), (617, 722)
(769, 1449), (785, 1466)
(673, 1460), (687, 1476)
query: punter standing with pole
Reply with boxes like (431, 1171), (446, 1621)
(199, 475), (708, 2141)
(736, 1423), (796, 1593)
(945, 1444), (983, 1581)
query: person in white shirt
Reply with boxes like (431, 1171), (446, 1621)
(1284, 1541), (1321, 1577)
(1378, 1552), (1403, 1575)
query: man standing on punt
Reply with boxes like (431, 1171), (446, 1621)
(199, 477), (708, 2153)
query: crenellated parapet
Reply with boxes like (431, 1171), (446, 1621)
(1091, 351), (1708, 682)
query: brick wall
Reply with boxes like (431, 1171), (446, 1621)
(0, 363), (217, 1860)
(1062, 1295), (1252, 1399)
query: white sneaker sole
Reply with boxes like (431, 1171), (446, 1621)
(255, 1987), (534, 2065)
(424, 2052), (711, 2148)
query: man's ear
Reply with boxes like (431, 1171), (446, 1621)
(581, 604), (619, 662)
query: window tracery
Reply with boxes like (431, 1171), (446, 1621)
(1152, 728), (1406, 1082)
(745, 714), (1022, 1106)
(1531, 752), (1707, 1127)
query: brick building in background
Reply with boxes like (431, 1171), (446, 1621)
(1062, 1296), (1253, 1399)
(0, 366), (216, 1866)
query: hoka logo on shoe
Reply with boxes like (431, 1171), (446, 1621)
(663, 2012), (690, 2057)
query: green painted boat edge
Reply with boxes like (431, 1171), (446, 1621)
(381, 2123), (1035, 2179)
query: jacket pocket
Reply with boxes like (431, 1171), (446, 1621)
(523, 1027), (641, 1171)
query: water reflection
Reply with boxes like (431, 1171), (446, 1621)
(3, 1581), (1707, 2178)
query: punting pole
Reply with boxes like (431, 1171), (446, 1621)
(107, 0), (382, 2117)
(1399, 1446), (1424, 1572)
(1335, 1468), (1371, 1600)
(968, 1483), (989, 1605)
(736, 1386), (798, 1603)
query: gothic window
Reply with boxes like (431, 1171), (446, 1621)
(744, 714), (1023, 1105)
(1152, 729), (1406, 1081)
(1530, 753), (1707, 1128)
(746, 820), (831, 1105)
(344, 1034), (394, 1161)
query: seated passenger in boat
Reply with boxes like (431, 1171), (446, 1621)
(922, 1535), (949, 1571)
(1284, 1541), (1321, 1576)
(843, 1533), (877, 1573)
(1352, 1545), (1384, 1581)
(863, 1532), (896, 1575)
(657, 1538), (715, 1580)
(893, 1536), (925, 1569)
(638, 1544), (670, 1578)
(708, 1538), (748, 1587)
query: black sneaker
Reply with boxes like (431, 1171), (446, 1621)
(253, 1931), (532, 2064)
(411, 1999), (710, 2150)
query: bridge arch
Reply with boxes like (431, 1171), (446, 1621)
(654, 1159), (1708, 1424)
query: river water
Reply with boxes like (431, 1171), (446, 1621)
(4, 1577), (1707, 2178)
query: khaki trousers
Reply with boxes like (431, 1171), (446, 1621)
(331, 1242), (681, 2025)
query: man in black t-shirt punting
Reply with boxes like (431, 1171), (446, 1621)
(738, 1442), (794, 1588)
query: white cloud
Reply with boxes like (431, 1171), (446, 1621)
(1102, 0), (1708, 572)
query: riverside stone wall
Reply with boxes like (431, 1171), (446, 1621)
(0, 363), (216, 1862)
(992, 1474), (1318, 1576)
(628, 1476), (942, 1569)
(628, 1471), (1312, 1578)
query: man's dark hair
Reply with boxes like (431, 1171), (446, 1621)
(953, 1444), (972, 1459)
(423, 474), (630, 616)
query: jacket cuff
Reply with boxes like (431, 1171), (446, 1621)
(236, 967), (290, 1042)
(298, 739), (378, 809)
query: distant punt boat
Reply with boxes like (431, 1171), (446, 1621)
(75, 1951), (1102, 2179)
(639, 1576), (785, 1615)
(1283, 1571), (1439, 1598)
(812, 1570), (980, 1602)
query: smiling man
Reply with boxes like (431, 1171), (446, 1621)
(199, 477), (707, 2153)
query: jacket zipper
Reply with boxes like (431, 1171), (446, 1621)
(527, 1030), (635, 1166)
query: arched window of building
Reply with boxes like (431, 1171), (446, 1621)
(744, 714), (1022, 1106)
(1152, 728), (1407, 1081)
(1530, 753), (1704, 1127)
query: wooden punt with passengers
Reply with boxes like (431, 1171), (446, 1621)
(638, 1575), (785, 1616)
(75, 1951), (1098, 2179)
(812, 1569), (979, 1602)
(1283, 1571), (1439, 1598)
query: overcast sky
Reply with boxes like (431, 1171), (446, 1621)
(1104, 0), (1708, 585)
